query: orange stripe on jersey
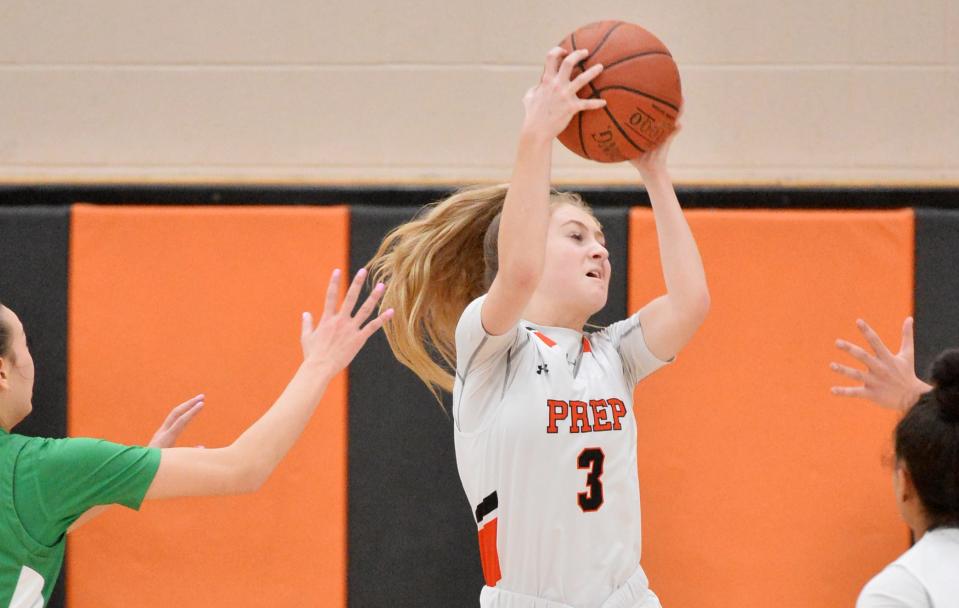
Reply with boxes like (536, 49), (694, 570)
(533, 331), (556, 347)
(582, 337), (592, 353)
(477, 519), (502, 587)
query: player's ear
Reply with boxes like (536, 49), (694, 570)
(0, 357), (9, 390)
(895, 465), (915, 503)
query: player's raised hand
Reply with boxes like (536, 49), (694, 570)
(522, 47), (606, 139)
(629, 109), (682, 177)
(148, 394), (205, 448)
(830, 317), (931, 411)
(301, 268), (393, 375)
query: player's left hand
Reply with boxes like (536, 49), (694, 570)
(830, 317), (931, 411)
(148, 394), (205, 448)
(629, 110), (682, 176)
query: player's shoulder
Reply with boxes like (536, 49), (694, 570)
(857, 562), (928, 608)
(587, 317), (634, 350)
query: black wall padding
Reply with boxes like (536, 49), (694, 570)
(347, 204), (629, 607)
(0, 206), (69, 608)
(914, 209), (959, 379)
(588, 207), (629, 326)
(348, 206), (482, 606)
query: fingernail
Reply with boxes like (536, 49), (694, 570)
(830, 363), (838, 370)
(358, 268), (368, 276)
(856, 319), (864, 326)
(385, 308), (395, 317)
(375, 282), (385, 290)
(333, 268), (341, 276)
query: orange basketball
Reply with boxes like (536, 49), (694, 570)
(557, 20), (682, 163)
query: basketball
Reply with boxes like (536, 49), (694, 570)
(557, 20), (682, 163)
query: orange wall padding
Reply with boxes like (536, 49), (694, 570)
(629, 209), (913, 607)
(68, 205), (349, 607)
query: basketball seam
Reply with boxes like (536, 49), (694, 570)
(586, 21), (624, 59)
(591, 85), (681, 112)
(602, 105), (646, 156)
(602, 50), (674, 71)
(576, 112), (589, 160)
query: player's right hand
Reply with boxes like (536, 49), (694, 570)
(830, 317), (931, 411)
(300, 268), (393, 376)
(521, 47), (606, 140)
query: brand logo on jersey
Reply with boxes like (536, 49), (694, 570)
(536, 364), (549, 375)
(546, 398), (628, 434)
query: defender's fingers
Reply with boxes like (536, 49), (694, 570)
(161, 395), (205, 429)
(340, 268), (368, 316)
(353, 282), (385, 324)
(168, 401), (204, 435)
(301, 312), (313, 341)
(830, 362), (865, 382)
(857, 319), (894, 360)
(360, 308), (394, 340)
(831, 386), (868, 398)
(836, 339), (879, 370)
(900, 316), (915, 356)
(322, 269), (341, 320)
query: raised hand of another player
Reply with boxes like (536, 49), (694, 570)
(830, 317), (932, 412)
(148, 394), (205, 448)
(300, 268), (393, 376)
(521, 47), (607, 140)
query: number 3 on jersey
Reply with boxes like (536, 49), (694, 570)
(577, 448), (605, 512)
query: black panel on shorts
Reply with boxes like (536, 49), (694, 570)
(346, 203), (631, 606)
(0, 206), (70, 608)
(914, 209), (959, 378)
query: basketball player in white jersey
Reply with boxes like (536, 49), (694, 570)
(369, 46), (709, 607)
(832, 319), (959, 606)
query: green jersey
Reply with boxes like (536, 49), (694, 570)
(0, 427), (160, 607)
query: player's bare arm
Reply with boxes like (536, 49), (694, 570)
(482, 47), (606, 336)
(632, 122), (711, 362)
(145, 268), (393, 500)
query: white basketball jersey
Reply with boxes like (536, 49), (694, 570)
(453, 295), (669, 608)
(857, 527), (959, 608)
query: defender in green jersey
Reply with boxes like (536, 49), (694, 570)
(0, 268), (392, 607)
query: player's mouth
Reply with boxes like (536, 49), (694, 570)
(585, 269), (603, 281)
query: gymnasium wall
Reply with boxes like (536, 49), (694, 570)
(1, 203), (956, 607)
(0, 1), (957, 186)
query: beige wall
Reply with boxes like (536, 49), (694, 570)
(1, 0), (957, 185)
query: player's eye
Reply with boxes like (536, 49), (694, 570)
(569, 232), (583, 241)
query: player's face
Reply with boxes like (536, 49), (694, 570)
(0, 306), (35, 430)
(540, 204), (610, 315)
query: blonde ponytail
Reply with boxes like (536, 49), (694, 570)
(368, 184), (593, 404)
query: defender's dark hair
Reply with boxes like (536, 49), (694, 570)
(895, 348), (959, 529)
